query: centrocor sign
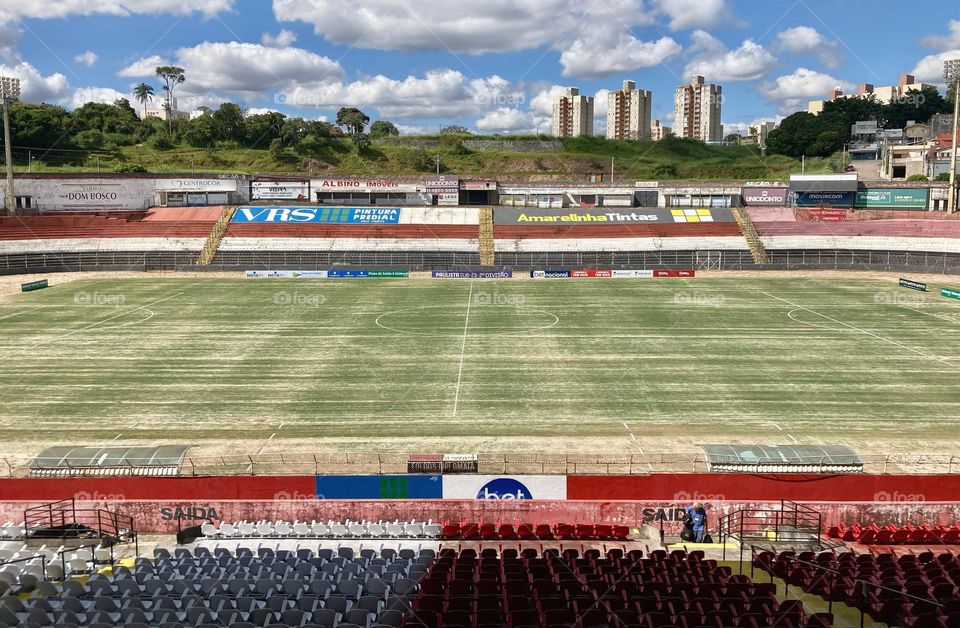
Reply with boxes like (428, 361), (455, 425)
(442, 475), (567, 500)
(155, 179), (237, 192)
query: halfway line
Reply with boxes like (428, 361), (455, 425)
(452, 281), (474, 417)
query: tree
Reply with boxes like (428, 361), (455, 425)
(133, 83), (154, 120)
(336, 107), (370, 143)
(885, 87), (951, 129)
(441, 125), (470, 135)
(155, 65), (186, 132)
(245, 111), (286, 148)
(369, 120), (399, 139)
(765, 112), (827, 158)
(184, 114), (216, 148)
(211, 103), (245, 143)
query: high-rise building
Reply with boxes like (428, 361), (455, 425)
(606, 80), (652, 140)
(674, 75), (722, 142)
(552, 87), (594, 137)
(650, 119), (672, 141)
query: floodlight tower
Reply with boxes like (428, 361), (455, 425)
(946, 60), (960, 213)
(0, 76), (20, 216)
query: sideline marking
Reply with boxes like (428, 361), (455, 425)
(452, 281), (474, 417)
(764, 292), (953, 367)
(0, 306), (43, 321)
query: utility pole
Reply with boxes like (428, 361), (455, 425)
(946, 60), (960, 213)
(0, 77), (19, 216)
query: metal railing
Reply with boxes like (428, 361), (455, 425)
(23, 498), (136, 547)
(5, 451), (960, 478)
(719, 499), (824, 563)
(750, 546), (944, 628)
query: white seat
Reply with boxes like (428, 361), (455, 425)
(329, 523), (348, 537)
(366, 523), (385, 537)
(45, 563), (64, 580)
(220, 523), (237, 537)
(256, 522), (274, 537)
(274, 522), (292, 536)
(422, 524), (442, 538)
(200, 523), (217, 537)
(236, 522), (255, 537)
(67, 559), (88, 574)
(403, 524), (422, 537)
(293, 522), (310, 537)
(312, 522), (329, 537)
(385, 523), (404, 537)
(349, 523), (367, 537)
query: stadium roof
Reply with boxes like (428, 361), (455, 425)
(699, 444), (863, 473)
(30, 445), (191, 477)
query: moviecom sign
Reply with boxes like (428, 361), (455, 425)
(494, 208), (736, 225)
(233, 206), (401, 224)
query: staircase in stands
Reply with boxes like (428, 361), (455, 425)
(196, 206), (236, 265)
(478, 206), (495, 266)
(732, 207), (768, 264)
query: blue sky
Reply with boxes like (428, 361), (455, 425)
(1, 0), (958, 135)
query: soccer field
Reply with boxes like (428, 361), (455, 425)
(1, 273), (959, 460)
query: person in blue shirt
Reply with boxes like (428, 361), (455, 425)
(684, 502), (708, 543)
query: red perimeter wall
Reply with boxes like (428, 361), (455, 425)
(1, 474), (958, 534)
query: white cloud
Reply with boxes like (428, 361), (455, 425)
(70, 86), (126, 108)
(911, 49), (960, 84)
(684, 31), (777, 82)
(120, 42), (343, 97)
(0, 0), (234, 21)
(117, 54), (168, 78)
(281, 70), (522, 119)
(273, 0), (653, 55)
(920, 20), (960, 50)
(775, 26), (839, 68)
(529, 85), (569, 116)
(762, 67), (854, 114)
(651, 0), (729, 30)
(245, 107), (282, 116)
(0, 60), (69, 103)
(475, 107), (544, 134)
(395, 123), (435, 136)
(262, 29), (297, 48)
(74, 50), (98, 67)
(560, 30), (681, 78)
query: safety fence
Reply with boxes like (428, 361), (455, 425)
(3, 451), (960, 478)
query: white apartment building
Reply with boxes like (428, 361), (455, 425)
(674, 75), (722, 142)
(139, 96), (190, 122)
(606, 81), (652, 140)
(651, 119), (672, 141)
(552, 87), (594, 137)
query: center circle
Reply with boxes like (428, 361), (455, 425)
(375, 304), (560, 337)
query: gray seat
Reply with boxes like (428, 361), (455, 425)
(344, 608), (373, 627)
(377, 609), (404, 627)
(324, 596), (350, 614)
(311, 608), (340, 627)
(281, 609), (309, 626)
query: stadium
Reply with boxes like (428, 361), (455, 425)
(0, 169), (959, 628)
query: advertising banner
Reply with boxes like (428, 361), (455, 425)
(571, 270), (613, 278)
(899, 278), (927, 292)
(233, 206), (401, 224)
(793, 191), (856, 207)
(942, 288), (960, 301)
(245, 270), (330, 278)
(21, 279), (49, 292)
(433, 270), (512, 279)
(425, 175), (460, 190)
(251, 181), (310, 201)
(654, 270), (696, 277)
(494, 208), (735, 225)
(855, 188), (929, 209)
(741, 187), (788, 206)
(327, 270), (368, 278)
(531, 270), (571, 278)
(808, 208), (848, 222)
(442, 475), (567, 500)
(315, 475), (442, 499)
(368, 270), (409, 278)
(312, 178), (412, 192)
(155, 179), (238, 192)
(612, 270), (654, 278)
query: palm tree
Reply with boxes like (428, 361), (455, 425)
(133, 83), (154, 119)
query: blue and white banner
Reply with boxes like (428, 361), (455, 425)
(233, 206), (401, 224)
(442, 475), (567, 500)
(245, 270), (329, 278)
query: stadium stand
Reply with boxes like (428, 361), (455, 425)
(492, 222), (750, 253)
(828, 523), (960, 545)
(754, 549), (960, 627)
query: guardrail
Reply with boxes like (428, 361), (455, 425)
(4, 452), (960, 478)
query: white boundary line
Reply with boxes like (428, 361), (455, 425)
(452, 281), (474, 417)
(763, 291), (954, 367)
(0, 306), (43, 321)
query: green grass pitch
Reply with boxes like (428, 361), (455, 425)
(0, 274), (958, 458)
